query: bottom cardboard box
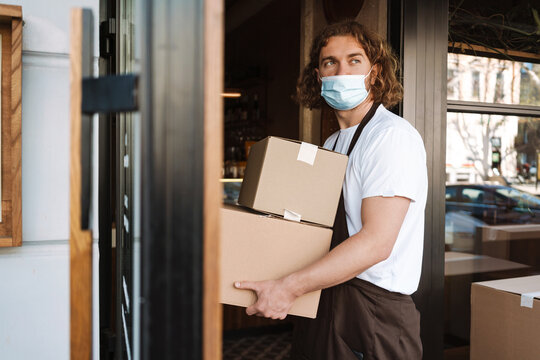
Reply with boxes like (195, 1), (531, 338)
(471, 275), (540, 360)
(220, 205), (332, 318)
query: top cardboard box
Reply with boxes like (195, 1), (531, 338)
(238, 137), (348, 227)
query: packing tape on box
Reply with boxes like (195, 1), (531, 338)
(297, 142), (318, 165)
(284, 209), (302, 222)
(520, 291), (540, 308)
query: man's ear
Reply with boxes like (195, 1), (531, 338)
(315, 68), (321, 84)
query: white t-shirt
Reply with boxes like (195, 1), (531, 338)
(323, 104), (428, 295)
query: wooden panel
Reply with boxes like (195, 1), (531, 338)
(449, 41), (540, 62)
(69, 8), (93, 360)
(204, 0), (223, 359)
(402, 0), (447, 358)
(355, 0), (387, 38)
(0, 9), (22, 247)
(10, 18), (21, 246)
(1, 23), (12, 202)
(0, 24), (12, 240)
(0, 5), (21, 19)
(299, 0), (325, 144)
(0, 236), (10, 246)
(0, 200), (12, 237)
(0, 19), (14, 242)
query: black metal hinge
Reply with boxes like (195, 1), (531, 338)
(99, 18), (116, 58)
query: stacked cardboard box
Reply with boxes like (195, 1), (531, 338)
(470, 275), (540, 360)
(220, 137), (348, 318)
(239, 136), (347, 227)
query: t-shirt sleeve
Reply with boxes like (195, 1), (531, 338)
(359, 127), (427, 202)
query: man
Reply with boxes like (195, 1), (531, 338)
(235, 20), (427, 359)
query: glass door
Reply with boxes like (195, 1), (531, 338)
(444, 1), (540, 357)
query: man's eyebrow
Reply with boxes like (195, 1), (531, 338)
(320, 55), (336, 63)
(320, 52), (365, 63)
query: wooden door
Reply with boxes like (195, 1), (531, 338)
(69, 8), (94, 360)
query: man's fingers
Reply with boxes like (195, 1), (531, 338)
(246, 304), (287, 320)
(235, 279), (290, 320)
(238, 281), (261, 316)
(234, 281), (258, 291)
(245, 305), (257, 316)
(246, 304), (266, 317)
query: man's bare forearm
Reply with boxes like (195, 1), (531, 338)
(282, 196), (411, 297)
(282, 228), (390, 297)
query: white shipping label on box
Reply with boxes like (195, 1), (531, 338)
(297, 142), (318, 165)
(521, 291), (540, 308)
(284, 209), (302, 222)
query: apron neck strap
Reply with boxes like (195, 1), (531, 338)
(332, 102), (381, 156)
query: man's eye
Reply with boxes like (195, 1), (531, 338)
(351, 59), (361, 64)
(325, 61), (335, 67)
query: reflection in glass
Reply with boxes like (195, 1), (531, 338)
(447, 53), (540, 106)
(445, 113), (540, 353)
(446, 114), (540, 250)
(446, 113), (540, 184)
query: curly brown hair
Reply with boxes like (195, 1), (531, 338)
(296, 20), (403, 109)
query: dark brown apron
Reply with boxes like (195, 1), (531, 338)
(290, 103), (422, 360)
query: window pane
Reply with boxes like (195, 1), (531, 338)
(444, 112), (540, 353)
(447, 53), (540, 106)
(446, 113), (540, 184)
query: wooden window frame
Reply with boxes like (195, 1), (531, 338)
(0, 4), (22, 247)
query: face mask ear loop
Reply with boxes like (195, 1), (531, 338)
(357, 67), (374, 107)
(366, 66), (373, 77)
(365, 65), (374, 90)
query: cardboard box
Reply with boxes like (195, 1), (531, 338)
(238, 136), (347, 227)
(220, 205), (332, 318)
(470, 275), (540, 360)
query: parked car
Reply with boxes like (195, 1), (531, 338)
(446, 184), (540, 226)
(445, 184), (540, 251)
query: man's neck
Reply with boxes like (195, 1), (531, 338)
(335, 99), (375, 129)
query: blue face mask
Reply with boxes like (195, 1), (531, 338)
(320, 68), (372, 111)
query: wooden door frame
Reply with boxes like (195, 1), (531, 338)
(70, 8), (94, 360)
(203, 0), (224, 358)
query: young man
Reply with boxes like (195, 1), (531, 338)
(235, 21), (427, 359)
